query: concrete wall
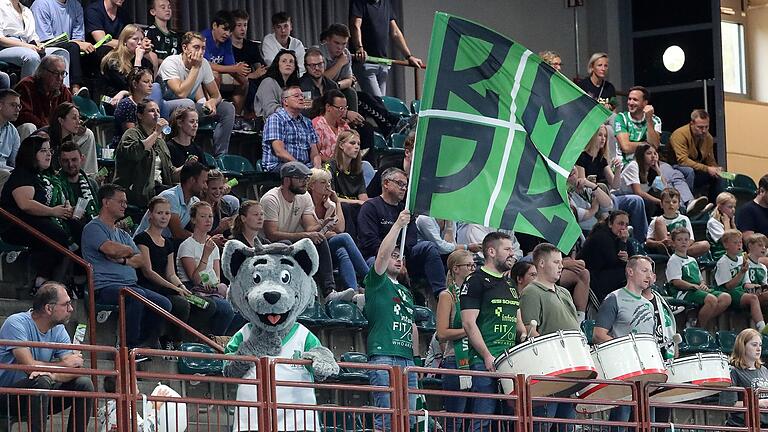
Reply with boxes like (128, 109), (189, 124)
(724, 96), (768, 183)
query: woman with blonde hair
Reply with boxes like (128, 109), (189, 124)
(577, 52), (615, 111)
(100, 24), (155, 101)
(435, 249), (476, 431)
(707, 192), (737, 260)
(576, 124), (622, 189)
(720, 328), (768, 427)
(327, 129), (370, 205)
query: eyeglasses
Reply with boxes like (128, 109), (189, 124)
(387, 179), (408, 190)
(390, 252), (403, 260)
(49, 300), (73, 308)
(44, 68), (68, 78)
(288, 93), (304, 99)
(3, 102), (20, 109)
(331, 105), (348, 111)
(306, 62), (324, 69)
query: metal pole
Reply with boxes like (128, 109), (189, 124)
(703, 79), (709, 112)
(574, 7), (581, 76)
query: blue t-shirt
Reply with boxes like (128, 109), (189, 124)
(82, 217), (139, 290)
(201, 28), (235, 66)
(0, 312), (71, 387)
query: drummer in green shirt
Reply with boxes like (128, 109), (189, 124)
(460, 231), (524, 431)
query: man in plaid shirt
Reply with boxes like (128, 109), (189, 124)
(261, 86), (322, 173)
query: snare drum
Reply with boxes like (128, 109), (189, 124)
(494, 330), (596, 397)
(576, 333), (667, 414)
(651, 353), (730, 404)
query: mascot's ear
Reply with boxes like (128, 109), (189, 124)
(291, 238), (319, 277)
(222, 240), (257, 281)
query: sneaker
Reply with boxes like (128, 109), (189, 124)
(685, 196), (708, 217)
(162, 341), (178, 360)
(701, 203), (715, 215)
(352, 293), (365, 310)
(74, 86), (90, 99)
(325, 288), (355, 303)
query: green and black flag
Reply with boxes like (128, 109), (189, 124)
(409, 12), (611, 252)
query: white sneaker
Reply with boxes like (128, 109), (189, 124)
(325, 288), (355, 303)
(686, 196), (708, 216)
(74, 86), (90, 99)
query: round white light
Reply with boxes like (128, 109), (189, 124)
(663, 45), (685, 72)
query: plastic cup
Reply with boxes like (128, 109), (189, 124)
(302, 91), (312, 100)
(73, 197), (89, 219)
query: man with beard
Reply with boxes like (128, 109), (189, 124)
(58, 140), (99, 230)
(460, 231), (524, 431)
(593, 254), (657, 427)
(261, 161), (346, 303)
(0, 282), (94, 432)
(521, 243), (582, 431)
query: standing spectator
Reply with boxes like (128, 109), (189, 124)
(715, 229), (766, 333)
(253, 49), (300, 118)
(435, 249), (475, 432)
(45, 102), (98, 175)
(261, 86), (321, 173)
(81, 183), (172, 348)
(156, 31), (235, 156)
(166, 106), (205, 176)
(31, 0), (92, 94)
(578, 210), (630, 302)
(113, 99), (173, 208)
(668, 109), (722, 202)
(0, 282), (94, 432)
(307, 168), (368, 298)
(84, 0), (128, 64)
(110, 67), (154, 148)
(0, 134), (75, 289)
(0, 0), (71, 83)
(736, 174), (768, 242)
(318, 23), (358, 111)
(720, 329), (768, 428)
(100, 24), (155, 100)
(230, 199), (266, 248)
(134, 196), (196, 351)
(349, 0), (423, 97)
(230, 9), (267, 115)
(261, 161), (349, 302)
(365, 208), (419, 431)
(358, 167), (447, 297)
(0, 88), (20, 193)
(145, 0), (180, 62)
(708, 192), (737, 261)
(201, 10), (250, 114)
(576, 53), (616, 110)
(261, 12), (306, 76)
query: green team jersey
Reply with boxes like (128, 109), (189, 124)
(363, 269), (415, 359)
(459, 268), (519, 365)
(746, 257), (768, 287)
(614, 111), (662, 164)
(715, 253), (746, 289)
(665, 252), (702, 298)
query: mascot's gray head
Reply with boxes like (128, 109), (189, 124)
(222, 239), (319, 333)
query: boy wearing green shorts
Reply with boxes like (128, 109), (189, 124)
(715, 229), (767, 333)
(665, 227), (731, 328)
(744, 233), (768, 307)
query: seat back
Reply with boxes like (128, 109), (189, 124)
(381, 95), (410, 117)
(73, 95), (102, 119)
(216, 154), (255, 172)
(413, 305), (436, 331)
(325, 300), (367, 326)
(177, 343), (223, 375)
(680, 327), (718, 354)
(204, 152), (216, 168)
(581, 319), (596, 344)
(389, 132), (407, 149)
(716, 330), (737, 354)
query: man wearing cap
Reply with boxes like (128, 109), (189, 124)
(261, 85), (322, 173)
(261, 161), (352, 302)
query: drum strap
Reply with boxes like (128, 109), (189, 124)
(450, 284), (471, 371)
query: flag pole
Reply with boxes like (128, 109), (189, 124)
(400, 117), (420, 260)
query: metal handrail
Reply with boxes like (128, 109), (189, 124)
(0, 208), (97, 373)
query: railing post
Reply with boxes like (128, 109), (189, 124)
(515, 374), (528, 432)
(393, 365), (404, 432)
(258, 356), (271, 432)
(636, 381), (648, 432)
(746, 387), (759, 432)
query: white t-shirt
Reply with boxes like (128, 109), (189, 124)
(176, 236), (220, 283)
(647, 213), (694, 240)
(707, 217), (725, 242)
(158, 54), (215, 99)
(715, 253), (744, 288)
(261, 187), (315, 234)
(666, 253), (702, 288)
(619, 161), (650, 195)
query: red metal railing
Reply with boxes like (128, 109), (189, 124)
(0, 208), (97, 373)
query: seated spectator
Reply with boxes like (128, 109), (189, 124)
(567, 166), (613, 232)
(668, 109), (722, 202)
(111, 67), (154, 148)
(145, 0), (180, 62)
(358, 167), (447, 297)
(100, 24), (155, 100)
(416, 216), (482, 257)
(134, 161), (208, 241)
(720, 328), (768, 428)
(367, 131), (413, 198)
(261, 12), (306, 75)
(253, 49), (300, 118)
(0, 0), (71, 84)
(202, 169), (238, 242)
(666, 227), (731, 328)
(81, 183), (172, 347)
(511, 260), (537, 295)
(230, 9), (267, 116)
(647, 188), (710, 257)
(14, 56), (71, 137)
(307, 168), (368, 298)
(539, 50), (562, 72)
(736, 174), (768, 243)
(230, 199), (266, 247)
(176, 201), (235, 335)
(576, 124), (621, 189)
(202, 10), (250, 114)
(456, 223), (522, 260)
(744, 234), (768, 305)
(30, 0), (90, 94)
(0, 134), (76, 289)
(318, 23), (358, 111)
(0, 281), (94, 432)
(578, 210), (629, 302)
(156, 31), (235, 156)
(708, 192), (737, 261)
(84, 0), (130, 66)
(619, 143), (664, 217)
(0, 89), (20, 193)
(46, 102), (97, 175)
(113, 99), (173, 208)
(134, 196), (195, 351)
(715, 229), (766, 332)
(58, 140), (99, 243)
(299, 47), (340, 107)
(166, 106), (205, 176)
(325, 129), (371, 204)
(262, 161), (351, 302)
(261, 86), (322, 173)
(576, 53), (616, 111)
(312, 89), (374, 161)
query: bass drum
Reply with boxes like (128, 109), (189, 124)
(651, 353), (731, 404)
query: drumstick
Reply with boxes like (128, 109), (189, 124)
(528, 320), (538, 335)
